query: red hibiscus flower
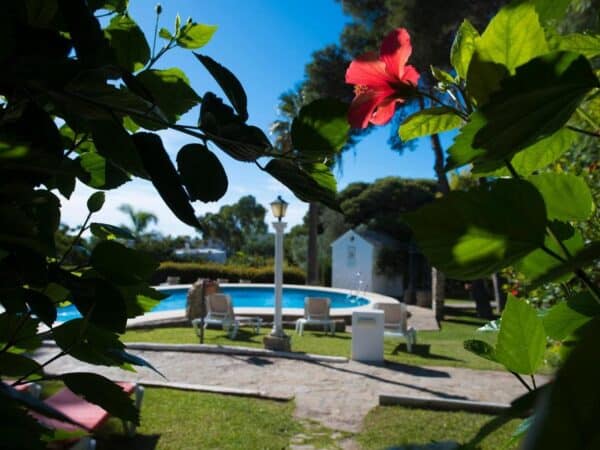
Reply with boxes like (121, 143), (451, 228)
(345, 28), (420, 129)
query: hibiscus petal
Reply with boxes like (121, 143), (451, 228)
(345, 52), (395, 88)
(380, 28), (413, 79)
(370, 97), (401, 126)
(348, 89), (389, 129)
(401, 65), (420, 86)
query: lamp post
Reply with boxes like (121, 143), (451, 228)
(264, 195), (291, 351)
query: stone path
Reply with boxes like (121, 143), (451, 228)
(32, 346), (542, 433)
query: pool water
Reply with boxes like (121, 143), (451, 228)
(56, 286), (369, 322)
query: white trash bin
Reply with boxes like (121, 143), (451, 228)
(351, 310), (384, 363)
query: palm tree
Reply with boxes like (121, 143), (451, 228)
(270, 88), (322, 285)
(118, 204), (158, 240)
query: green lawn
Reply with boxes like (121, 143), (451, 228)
(40, 384), (522, 449)
(357, 405), (521, 450)
(94, 388), (304, 450)
(122, 308), (516, 371)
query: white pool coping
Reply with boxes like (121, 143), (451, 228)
(156, 283), (397, 316)
(126, 283), (399, 327)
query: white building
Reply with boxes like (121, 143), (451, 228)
(174, 244), (227, 264)
(331, 229), (404, 298)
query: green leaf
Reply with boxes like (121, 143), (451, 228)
(159, 27), (173, 40)
(0, 397), (48, 450)
(399, 107), (463, 142)
(105, 14), (150, 72)
(532, 0), (573, 25)
(523, 318), (600, 450)
(430, 66), (455, 85)
(0, 313), (41, 353)
(558, 33), (600, 59)
(265, 160), (339, 211)
(450, 19), (480, 80)
(117, 283), (164, 318)
(527, 173), (594, 221)
(176, 23), (217, 50)
(291, 98), (350, 158)
(90, 223), (135, 240)
(463, 339), (497, 363)
(53, 319), (162, 375)
(404, 179), (547, 279)
(54, 271), (128, 333)
(472, 128), (577, 176)
(24, 289), (56, 326)
(135, 68), (200, 128)
(529, 241), (600, 288)
(466, 52), (509, 106)
(476, 2), (549, 73)
(61, 373), (139, 424)
(91, 241), (158, 285)
(78, 152), (131, 190)
(86, 192), (105, 213)
(25, 0), (58, 27)
(515, 222), (584, 283)
(495, 296), (546, 375)
(543, 292), (600, 341)
(132, 132), (201, 228)
(87, 0), (128, 13)
(451, 52), (599, 169)
(176, 144), (228, 202)
(195, 54), (248, 121)
(0, 382), (85, 430)
(199, 92), (269, 161)
(89, 119), (147, 178)
(0, 352), (41, 377)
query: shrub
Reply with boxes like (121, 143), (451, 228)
(153, 261), (306, 285)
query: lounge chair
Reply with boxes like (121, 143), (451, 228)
(28, 382), (144, 449)
(193, 293), (261, 339)
(295, 297), (336, 336)
(373, 302), (417, 352)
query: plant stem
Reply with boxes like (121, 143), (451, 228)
(530, 375), (537, 390)
(417, 90), (469, 120)
(151, 8), (160, 60)
(511, 371), (532, 392)
(504, 159), (600, 305)
(576, 107), (600, 132)
(58, 211), (92, 266)
(13, 306), (95, 386)
(0, 311), (32, 354)
(540, 245), (567, 263)
(566, 125), (600, 138)
(13, 350), (67, 386)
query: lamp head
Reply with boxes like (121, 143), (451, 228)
(270, 195), (288, 221)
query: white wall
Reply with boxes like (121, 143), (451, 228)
(331, 231), (374, 292)
(331, 230), (404, 298)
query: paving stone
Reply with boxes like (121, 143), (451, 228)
(32, 347), (548, 432)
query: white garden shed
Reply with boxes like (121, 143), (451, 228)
(331, 229), (404, 298)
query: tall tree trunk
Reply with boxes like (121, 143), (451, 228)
(420, 95), (450, 322)
(491, 273), (507, 313)
(307, 202), (319, 285)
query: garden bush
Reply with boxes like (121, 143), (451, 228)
(153, 261), (306, 285)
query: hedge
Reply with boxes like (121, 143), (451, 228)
(152, 261), (306, 285)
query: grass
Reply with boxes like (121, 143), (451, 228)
(357, 405), (521, 450)
(39, 383), (522, 449)
(122, 307), (517, 372)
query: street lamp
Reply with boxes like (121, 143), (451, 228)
(264, 196), (291, 351)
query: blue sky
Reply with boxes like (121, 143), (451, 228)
(60, 0), (442, 236)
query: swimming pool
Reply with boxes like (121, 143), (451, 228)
(56, 286), (369, 322)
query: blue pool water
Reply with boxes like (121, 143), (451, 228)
(57, 286), (369, 322)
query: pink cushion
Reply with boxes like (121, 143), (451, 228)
(31, 382), (136, 432)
